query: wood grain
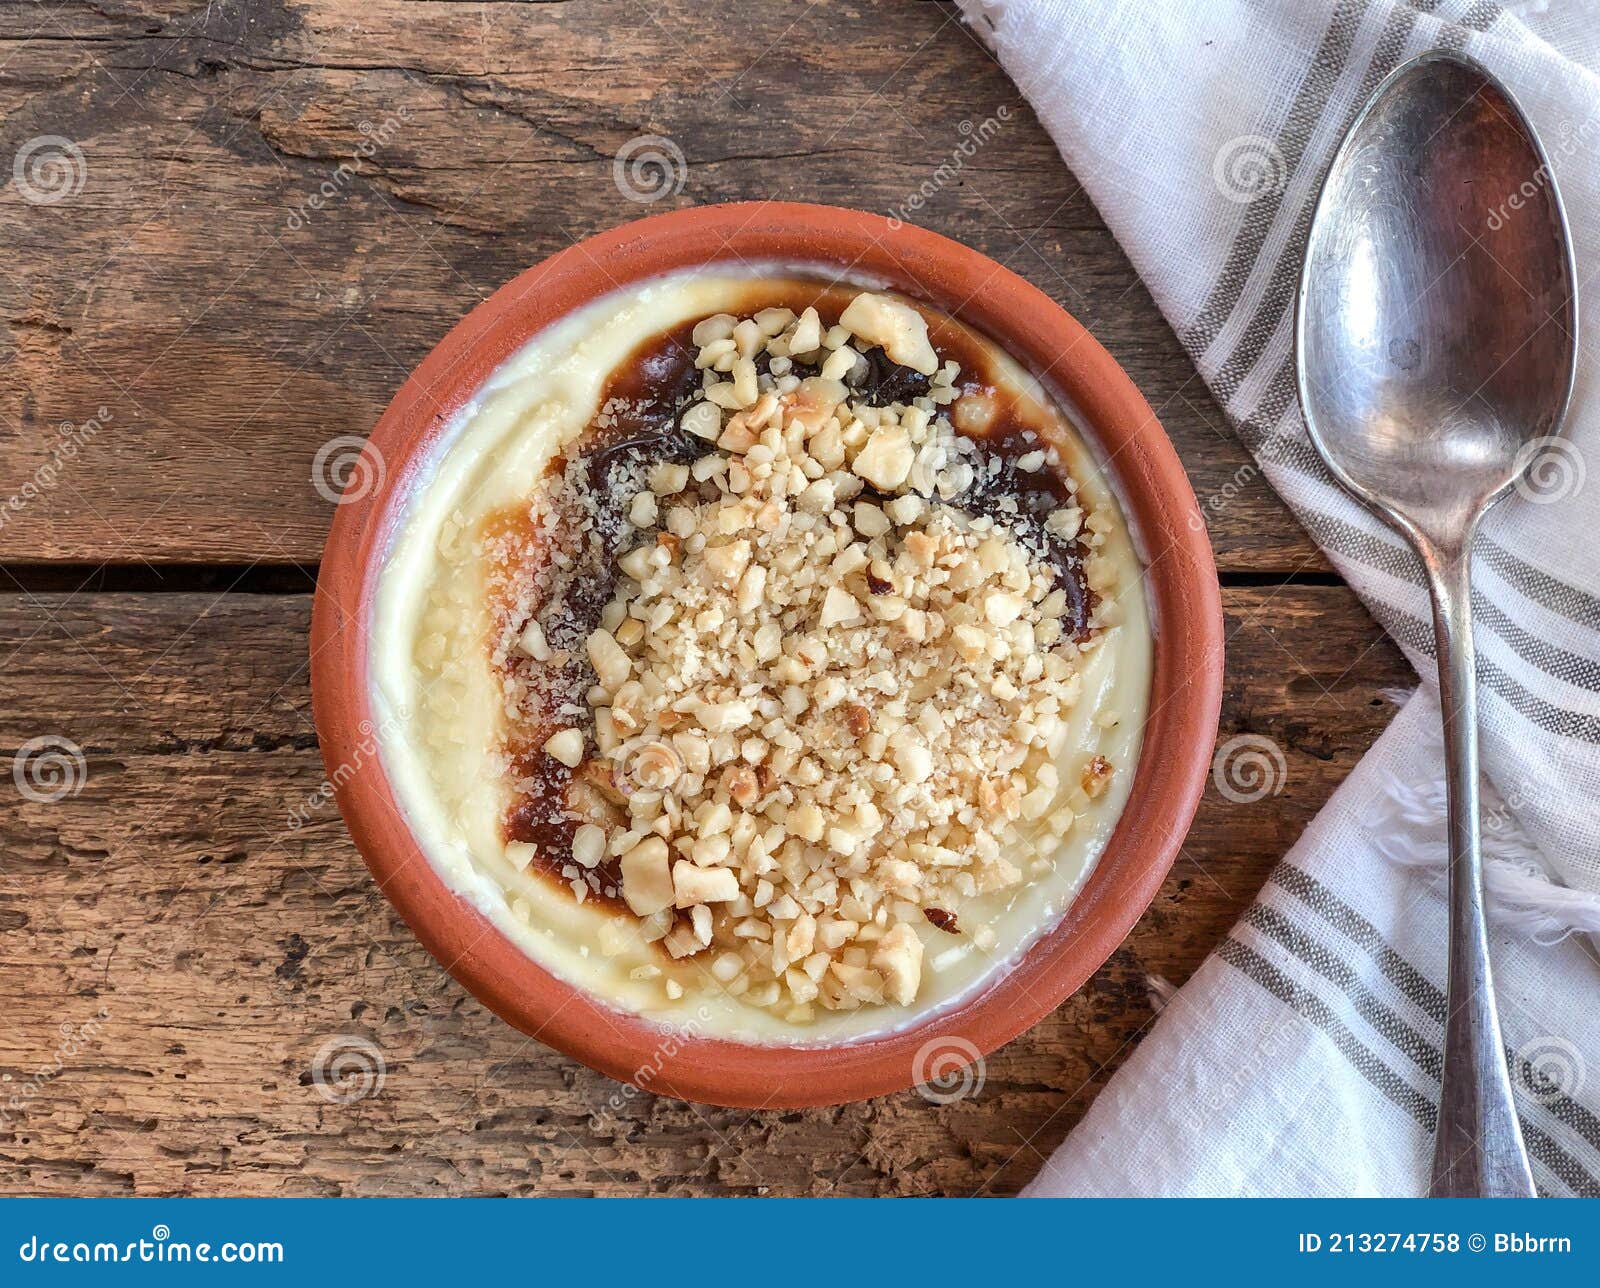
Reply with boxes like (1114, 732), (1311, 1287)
(0, 0), (1397, 1199)
(0, 587), (1407, 1195)
(0, 0), (1317, 571)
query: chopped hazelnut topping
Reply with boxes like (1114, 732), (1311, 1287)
(619, 837), (673, 916)
(845, 704), (871, 739)
(872, 923), (925, 1006)
(672, 860), (740, 908)
(1081, 754), (1113, 799)
(852, 425), (915, 490)
(839, 293), (939, 375)
(517, 620), (552, 661)
(542, 728), (584, 767)
(503, 290), (1115, 1019)
(571, 824), (606, 869)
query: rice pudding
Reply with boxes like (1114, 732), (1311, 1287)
(371, 272), (1151, 1045)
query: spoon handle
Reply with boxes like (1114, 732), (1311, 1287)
(1422, 541), (1536, 1198)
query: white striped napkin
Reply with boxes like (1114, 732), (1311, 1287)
(956, 0), (1600, 1195)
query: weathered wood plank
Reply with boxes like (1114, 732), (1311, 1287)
(0, 585), (1407, 1195)
(0, 0), (1316, 570)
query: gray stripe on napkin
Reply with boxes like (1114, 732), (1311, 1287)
(1363, 603), (1600, 742)
(1227, 360), (1600, 712)
(1188, 0), (1491, 400)
(1271, 864), (1441, 1008)
(1207, 10), (1423, 404)
(1272, 863), (1600, 1159)
(1220, 933), (1597, 1195)
(1220, 487), (1600, 738)
(1523, 1125), (1600, 1197)
(1236, 355), (1301, 442)
(1248, 425), (1600, 670)
(1182, 0), (1373, 353)
(1251, 423), (1600, 634)
(1233, 440), (1600, 724)
(1473, 595), (1600, 692)
(1244, 903), (1442, 1077)
(1217, 934), (1441, 1125)
(1481, 537), (1600, 625)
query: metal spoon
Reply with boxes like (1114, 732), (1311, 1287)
(1296, 50), (1577, 1197)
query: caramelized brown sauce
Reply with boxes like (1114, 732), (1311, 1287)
(484, 280), (1100, 906)
(480, 507), (591, 886)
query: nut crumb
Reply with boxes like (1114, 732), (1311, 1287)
(504, 290), (1113, 1019)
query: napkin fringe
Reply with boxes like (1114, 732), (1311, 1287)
(1369, 766), (1600, 943)
(1143, 973), (1179, 1013)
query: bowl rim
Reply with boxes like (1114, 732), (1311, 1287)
(310, 200), (1223, 1109)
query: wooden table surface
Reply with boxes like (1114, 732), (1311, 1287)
(0, 0), (1410, 1196)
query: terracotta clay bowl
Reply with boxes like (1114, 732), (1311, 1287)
(310, 201), (1223, 1108)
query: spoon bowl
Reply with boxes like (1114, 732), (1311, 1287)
(1297, 50), (1577, 1197)
(1298, 51), (1577, 546)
